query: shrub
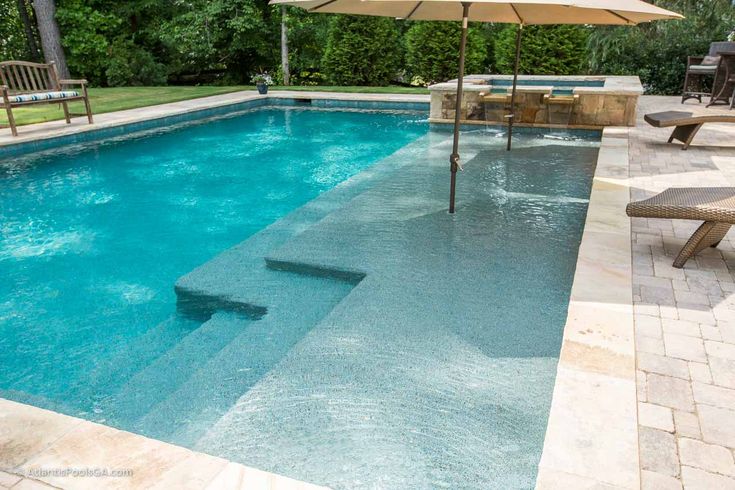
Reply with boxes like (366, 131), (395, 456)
(405, 21), (487, 85)
(321, 15), (401, 85)
(56, 0), (121, 85)
(587, 0), (735, 95)
(494, 25), (589, 75)
(105, 40), (167, 86)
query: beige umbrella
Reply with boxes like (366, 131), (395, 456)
(271, 0), (682, 213)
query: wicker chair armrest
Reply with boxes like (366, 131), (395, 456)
(59, 79), (88, 87)
(687, 56), (705, 66)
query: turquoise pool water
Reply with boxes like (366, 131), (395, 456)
(0, 104), (599, 489)
(0, 106), (426, 408)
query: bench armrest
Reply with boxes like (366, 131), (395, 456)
(687, 56), (704, 66)
(59, 79), (88, 87)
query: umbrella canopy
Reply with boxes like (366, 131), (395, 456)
(270, 0), (682, 213)
(270, 0), (682, 24)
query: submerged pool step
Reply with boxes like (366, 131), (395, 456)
(66, 313), (201, 419)
(99, 311), (253, 429)
(129, 270), (357, 447)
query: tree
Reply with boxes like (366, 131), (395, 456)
(280, 9), (331, 85)
(494, 25), (589, 76)
(280, 6), (290, 85)
(405, 21), (487, 85)
(33, 0), (70, 78)
(587, 0), (735, 94)
(16, 0), (40, 60)
(322, 15), (401, 86)
(159, 0), (270, 83)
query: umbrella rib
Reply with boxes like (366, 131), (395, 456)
(404, 1), (423, 20)
(509, 4), (524, 24)
(606, 9), (634, 25)
(309, 0), (337, 12)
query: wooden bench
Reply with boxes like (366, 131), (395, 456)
(644, 111), (735, 150)
(0, 60), (93, 136)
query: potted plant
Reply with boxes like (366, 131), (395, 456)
(251, 72), (273, 95)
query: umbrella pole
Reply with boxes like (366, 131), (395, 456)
(506, 23), (523, 151)
(449, 2), (471, 214)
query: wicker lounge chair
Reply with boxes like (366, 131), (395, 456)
(626, 188), (735, 268)
(644, 111), (735, 150)
(1, 60), (93, 136)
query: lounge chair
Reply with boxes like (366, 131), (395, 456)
(626, 187), (735, 268)
(644, 111), (735, 150)
(0, 60), (93, 136)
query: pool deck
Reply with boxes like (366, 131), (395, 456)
(628, 97), (735, 490)
(1, 91), (735, 489)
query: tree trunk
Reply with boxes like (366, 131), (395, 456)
(32, 0), (70, 79)
(280, 6), (290, 86)
(17, 0), (41, 60)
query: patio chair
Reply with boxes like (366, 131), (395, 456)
(0, 60), (93, 137)
(708, 51), (735, 107)
(626, 188), (735, 268)
(643, 111), (735, 150)
(682, 41), (735, 104)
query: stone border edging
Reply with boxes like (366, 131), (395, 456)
(536, 127), (638, 489)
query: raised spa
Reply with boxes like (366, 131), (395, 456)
(430, 74), (643, 128)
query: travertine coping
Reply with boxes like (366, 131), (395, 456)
(0, 90), (430, 148)
(536, 127), (638, 489)
(0, 398), (327, 489)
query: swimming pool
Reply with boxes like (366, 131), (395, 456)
(0, 102), (598, 489)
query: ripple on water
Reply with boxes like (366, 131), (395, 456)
(99, 282), (156, 304)
(0, 221), (95, 260)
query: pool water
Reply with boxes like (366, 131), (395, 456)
(489, 78), (605, 88)
(0, 105), (599, 489)
(0, 107), (426, 410)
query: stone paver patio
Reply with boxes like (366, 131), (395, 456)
(631, 96), (735, 489)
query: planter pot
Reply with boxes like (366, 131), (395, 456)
(257, 83), (268, 95)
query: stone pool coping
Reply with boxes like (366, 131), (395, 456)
(536, 126), (637, 489)
(1, 91), (637, 488)
(0, 398), (327, 489)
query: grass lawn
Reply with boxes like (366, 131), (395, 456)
(1, 85), (429, 127)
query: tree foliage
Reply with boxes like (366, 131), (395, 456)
(6, 0), (734, 93)
(321, 16), (401, 85)
(0, 0), (28, 61)
(56, 0), (120, 85)
(405, 21), (487, 85)
(587, 0), (735, 95)
(494, 25), (590, 76)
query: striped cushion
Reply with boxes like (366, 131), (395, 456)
(11, 91), (80, 103)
